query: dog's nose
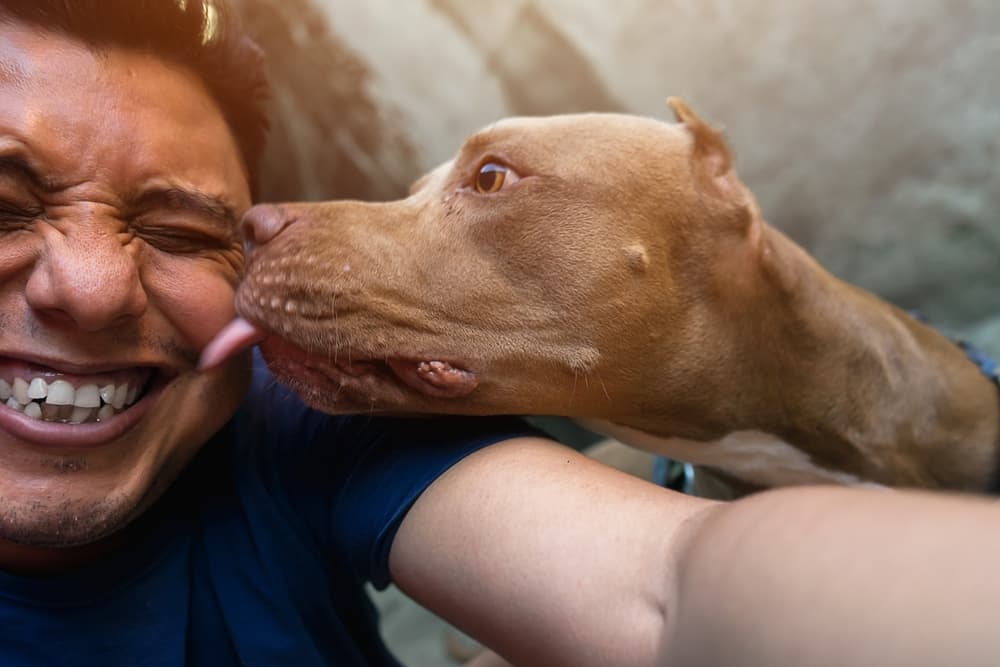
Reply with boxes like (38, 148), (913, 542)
(240, 204), (295, 253)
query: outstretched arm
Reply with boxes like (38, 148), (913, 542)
(662, 482), (1000, 666)
(390, 437), (1000, 666)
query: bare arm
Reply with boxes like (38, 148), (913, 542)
(663, 484), (1000, 666)
(390, 437), (1000, 666)
(390, 437), (696, 667)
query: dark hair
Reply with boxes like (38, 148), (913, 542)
(0, 0), (270, 191)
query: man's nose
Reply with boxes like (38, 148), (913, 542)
(25, 229), (148, 332)
(240, 204), (296, 255)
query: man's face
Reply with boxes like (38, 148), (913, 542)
(0, 23), (252, 549)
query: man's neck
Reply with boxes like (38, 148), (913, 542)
(0, 532), (125, 577)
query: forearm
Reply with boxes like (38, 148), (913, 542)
(664, 486), (1000, 665)
(391, 438), (703, 667)
(394, 439), (1000, 666)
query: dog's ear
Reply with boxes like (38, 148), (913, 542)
(667, 97), (766, 250)
(667, 97), (733, 182)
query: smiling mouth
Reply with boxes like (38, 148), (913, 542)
(0, 366), (158, 424)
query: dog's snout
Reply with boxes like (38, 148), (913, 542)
(240, 204), (296, 253)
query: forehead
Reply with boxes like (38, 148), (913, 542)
(462, 113), (688, 167)
(0, 21), (249, 207)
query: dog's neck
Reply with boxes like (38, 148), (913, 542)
(606, 223), (1000, 490)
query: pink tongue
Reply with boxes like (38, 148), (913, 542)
(198, 318), (268, 371)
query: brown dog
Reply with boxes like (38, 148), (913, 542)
(204, 99), (999, 493)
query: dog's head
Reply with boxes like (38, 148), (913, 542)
(224, 100), (769, 420)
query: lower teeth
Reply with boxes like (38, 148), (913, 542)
(5, 398), (125, 423)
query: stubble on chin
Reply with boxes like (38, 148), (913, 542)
(0, 489), (137, 548)
(0, 446), (198, 549)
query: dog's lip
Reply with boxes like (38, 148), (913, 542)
(205, 317), (480, 399)
(299, 353), (478, 399)
(384, 358), (479, 398)
(252, 333), (480, 400)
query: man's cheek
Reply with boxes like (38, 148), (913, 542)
(142, 255), (240, 349)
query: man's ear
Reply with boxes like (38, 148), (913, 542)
(667, 96), (733, 182)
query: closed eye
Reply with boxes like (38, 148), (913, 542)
(0, 202), (41, 219)
(133, 218), (237, 255)
(0, 201), (42, 230)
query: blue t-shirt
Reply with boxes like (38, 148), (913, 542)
(0, 355), (534, 666)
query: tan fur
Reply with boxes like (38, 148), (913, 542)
(237, 101), (1000, 493)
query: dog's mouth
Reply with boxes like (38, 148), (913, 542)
(383, 358), (480, 398)
(264, 338), (479, 400)
(199, 317), (479, 402)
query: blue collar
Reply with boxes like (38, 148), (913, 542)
(958, 339), (1000, 391)
(909, 310), (1000, 390)
(950, 333), (1000, 494)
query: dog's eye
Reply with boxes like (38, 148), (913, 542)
(475, 162), (511, 194)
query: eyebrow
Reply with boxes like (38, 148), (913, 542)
(0, 150), (239, 231)
(0, 153), (67, 191)
(128, 187), (239, 232)
(460, 127), (505, 160)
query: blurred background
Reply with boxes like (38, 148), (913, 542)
(230, 0), (1000, 663)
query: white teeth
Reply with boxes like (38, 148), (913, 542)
(23, 402), (42, 420)
(74, 384), (101, 409)
(112, 384), (128, 410)
(13, 378), (29, 405)
(27, 377), (47, 400)
(69, 406), (92, 424)
(47, 380), (75, 406)
(2, 374), (145, 422)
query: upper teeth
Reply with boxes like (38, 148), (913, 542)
(0, 376), (141, 423)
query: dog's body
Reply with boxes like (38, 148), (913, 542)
(207, 100), (999, 494)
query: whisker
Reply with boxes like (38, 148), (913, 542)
(596, 372), (611, 403)
(331, 295), (340, 363)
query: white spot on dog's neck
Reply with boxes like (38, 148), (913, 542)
(580, 419), (880, 489)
